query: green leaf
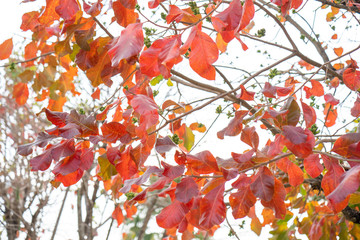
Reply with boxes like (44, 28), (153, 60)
(183, 126), (195, 151)
(150, 75), (163, 86)
(167, 79), (173, 86)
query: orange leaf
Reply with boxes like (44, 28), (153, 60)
(331, 34), (338, 40)
(113, 0), (139, 27)
(343, 67), (360, 91)
(323, 103), (337, 127)
(298, 60), (314, 71)
(0, 38), (13, 60)
(21, 11), (40, 31)
(334, 47), (343, 57)
(13, 83), (29, 106)
(182, 24), (219, 80)
(216, 33), (228, 53)
(91, 88), (100, 100)
(48, 96), (67, 111)
(112, 205), (124, 227)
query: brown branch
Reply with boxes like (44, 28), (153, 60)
(314, 0), (360, 13)
(254, 1), (298, 51)
(0, 51), (55, 68)
(50, 188), (69, 240)
(93, 17), (114, 39)
(138, 195), (158, 240)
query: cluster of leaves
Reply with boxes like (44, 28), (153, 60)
(1, 0), (360, 239)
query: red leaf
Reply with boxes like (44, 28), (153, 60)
(287, 162), (304, 186)
(54, 169), (83, 187)
(304, 80), (324, 98)
(212, 0), (242, 42)
(67, 110), (98, 137)
(0, 38), (13, 60)
(321, 154), (348, 212)
(250, 166), (275, 202)
(120, 166), (162, 193)
(229, 186), (256, 219)
(217, 110), (248, 139)
(238, 0), (255, 31)
(321, 154), (345, 196)
(155, 136), (178, 157)
(283, 128), (315, 158)
(262, 82), (277, 98)
(175, 177), (199, 203)
(44, 108), (68, 128)
(166, 5), (194, 24)
(83, 0), (103, 17)
(199, 183), (226, 229)
(156, 200), (190, 229)
(13, 83), (29, 106)
(282, 125), (307, 145)
(30, 150), (53, 171)
(161, 162), (185, 179)
(332, 132), (360, 157)
(323, 103), (337, 127)
(231, 149), (254, 164)
(113, 0), (138, 27)
(298, 60), (314, 70)
(328, 165), (360, 205)
(304, 154), (323, 178)
(51, 139), (75, 162)
(261, 178), (286, 219)
(276, 86), (292, 97)
(301, 101), (316, 128)
(108, 23), (144, 66)
(238, 85), (255, 101)
(114, 146), (138, 180)
(324, 93), (339, 106)
(21, 11), (40, 31)
(139, 35), (182, 78)
(18, 132), (56, 156)
(91, 88), (100, 100)
(55, 0), (80, 20)
(101, 122), (131, 143)
(112, 205), (124, 227)
(131, 94), (159, 131)
(52, 149), (81, 176)
(182, 24), (219, 80)
(351, 95), (360, 117)
(186, 150), (219, 174)
(241, 127), (259, 150)
(343, 67), (360, 91)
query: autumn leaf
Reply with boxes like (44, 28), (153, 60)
(199, 183), (226, 229)
(156, 200), (190, 229)
(175, 177), (199, 203)
(181, 23), (219, 80)
(282, 128), (315, 158)
(304, 154), (323, 178)
(334, 47), (343, 57)
(327, 165), (360, 205)
(108, 23), (144, 66)
(230, 185), (256, 219)
(112, 205), (124, 227)
(13, 82), (29, 105)
(55, 0), (80, 20)
(250, 166), (275, 202)
(0, 38), (13, 60)
(343, 67), (360, 91)
(304, 80), (324, 98)
(217, 110), (248, 139)
(301, 101), (316, 128)
(139, 35), (182, 78)
(113, 0), (138, 27)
